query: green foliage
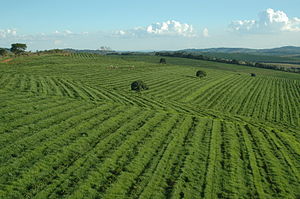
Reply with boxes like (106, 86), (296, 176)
(196, 70), (207, 78)
(10, 43), (27, 55)
(0, 48), (7, 56)
(159, 58), (166, 64)
(131, 80), (148, 91)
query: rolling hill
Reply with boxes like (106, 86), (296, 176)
(184, 46), (300, 56)
(0, 53), (299, 198)
(182, 46), (300, 64)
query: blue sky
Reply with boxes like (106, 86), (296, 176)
(1, 0), (300, 50)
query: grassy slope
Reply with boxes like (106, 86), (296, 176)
(0, 53), (299, 198)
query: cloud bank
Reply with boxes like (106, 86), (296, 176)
(203, 28), (209, 37)
(229, 8), (300, 33)
(53, 30), (73, 36)
(0, 29), (17, 38)
(116, 20), (196, 37)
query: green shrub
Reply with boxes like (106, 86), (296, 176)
(196, 70), (207, 78)
(131, 80), (149, 91)
(159, 58), (166, 64)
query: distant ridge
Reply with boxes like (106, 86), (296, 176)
(182, 46), (300, 56)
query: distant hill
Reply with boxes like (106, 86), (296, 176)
(183, 46), (300, 56)
(179, 46), (300, 64)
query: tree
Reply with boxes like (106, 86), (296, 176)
(0, 48), (7, 56)
(10, 43), (27, 55)
(231, 59), (239, 64)
(196, 70), (207, 78)
(131, 80), (149, 91)
(159, 58), (166, 64)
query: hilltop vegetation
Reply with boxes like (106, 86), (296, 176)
(0, 52), (299, 198)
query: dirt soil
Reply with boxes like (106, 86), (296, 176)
(0, 58), (13, 63)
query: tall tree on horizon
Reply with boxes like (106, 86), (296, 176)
(10, 43), (27, 55)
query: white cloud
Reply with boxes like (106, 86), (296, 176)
(118, 30), (126, 35)
(116, 20), (196, 37)
(53, 30), (73, 36)
(54, 40), (63, 45)
(229, 8), (300, 33)
(285, 17), (300, 32)
(65, 30), (72, 34)
(0, 29), (17, 38)
(0, 29), (82, 49)
(203, 28), (209, 37)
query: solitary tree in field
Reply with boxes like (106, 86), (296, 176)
(196, 70), (207, 78)
(10, 43), (27, 55)
(159, 58), (166, 64)
(131, 80), (149, 91)
(0, 48), (7, 56)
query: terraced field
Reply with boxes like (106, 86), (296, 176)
(0, 53), (299, 198)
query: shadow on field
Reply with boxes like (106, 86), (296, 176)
(184, 75), (199, 79)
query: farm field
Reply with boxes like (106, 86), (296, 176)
(0, 53), (299, 199)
